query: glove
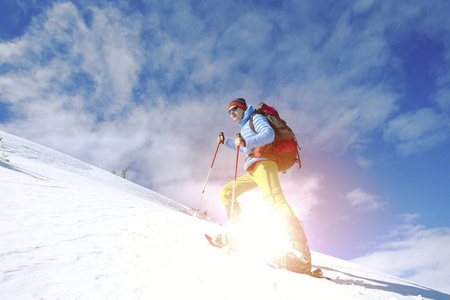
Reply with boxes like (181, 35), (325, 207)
(217, 133), (225, 144)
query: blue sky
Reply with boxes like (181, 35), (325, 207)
(1, 0), (449, 292)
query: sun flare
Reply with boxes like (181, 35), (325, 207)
(229, 195), (292, 260)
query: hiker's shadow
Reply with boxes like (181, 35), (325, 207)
(316, 265), (449, 299)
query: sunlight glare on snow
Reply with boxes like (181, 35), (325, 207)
(233, 193), (292, 260)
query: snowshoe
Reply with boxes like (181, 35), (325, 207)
(205, 233), (240, 251)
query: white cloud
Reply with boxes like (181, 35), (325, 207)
(356, 156), (373, 171)
(0, 39), (26, 58)
(0, 3), (143, 138)
(351, 224), (450, 294)
(383, 108), (450, 155)
(352, 0), (375, 14)
(0, 2), (143, 112)
(281, 174), (323, 218)
(346, 188), (386, 212)
(279, 81), (398, 154)
(434, 87), (450, 115)
(399, 213), (421, 224)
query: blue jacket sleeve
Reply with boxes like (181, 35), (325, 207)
(224, 138), (237, 151)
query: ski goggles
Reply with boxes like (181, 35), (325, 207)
(228, 106), (239, 114)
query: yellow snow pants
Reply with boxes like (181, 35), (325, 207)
(220, 160), (295, 218)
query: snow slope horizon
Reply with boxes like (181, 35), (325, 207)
(1, 129), (449, 300)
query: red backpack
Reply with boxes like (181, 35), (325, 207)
(249, 102), (301, 173)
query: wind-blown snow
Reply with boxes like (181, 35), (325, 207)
(1, 130), (449, 300)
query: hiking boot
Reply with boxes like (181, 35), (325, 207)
(284, 240), (312, 273)
(269, 240), (311, 273)
(213, 232), (239, 250)
(214, 232), (228, 247)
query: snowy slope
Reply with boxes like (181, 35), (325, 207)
(1, 130), (449, 300)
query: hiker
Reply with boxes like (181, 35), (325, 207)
(216, 98), (312, 273)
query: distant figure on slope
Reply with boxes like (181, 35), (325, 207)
(215, 98), (311, 273)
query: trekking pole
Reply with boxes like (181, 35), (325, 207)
(226, 133), (241, 250)
(193, 132), (224, 218)
(228, 133), (241, 226)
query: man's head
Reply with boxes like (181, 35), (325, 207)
(228, 98), (247, 122)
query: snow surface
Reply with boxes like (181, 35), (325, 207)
(1, 130), (449, 300)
